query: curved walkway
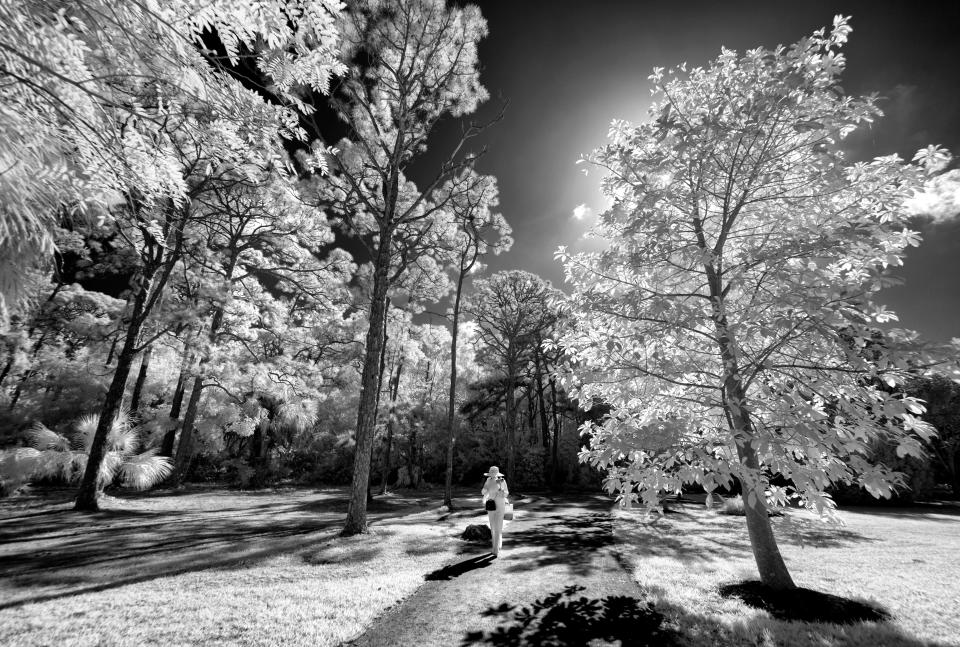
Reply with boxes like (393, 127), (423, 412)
(348, 494), (675, 646)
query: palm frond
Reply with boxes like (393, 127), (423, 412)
(74, 414), (100, 452)
(97, 451), (123, 488)
(107, 424), (140, 456)
(75, 408), (137, 454)
(28, 423), (71, 452)
(32, 449), (76, 482)
(119, 449), (172, 490)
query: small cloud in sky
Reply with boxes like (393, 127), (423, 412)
(572, 203), (594, 221)
(906, 169), (960, 222)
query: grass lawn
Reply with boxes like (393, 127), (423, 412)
(0, 485), (470, 647)
(614, 499), (960, 647)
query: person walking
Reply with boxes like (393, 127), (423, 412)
(481, 465), (509, 556)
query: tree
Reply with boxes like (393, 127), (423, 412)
(166, 171), (351, 486)
(906, 373), (960, 497)
(0, 0), (345, 327)
(555, 16), (944, 589)
(436, 171), (511, 508)
(324, 0), (492, 535)
(468, 270), (561, 479)
(10, 0), (350, 511)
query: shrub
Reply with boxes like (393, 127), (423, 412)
(0, 410), (171, 496)
(717, 495), (783, 517)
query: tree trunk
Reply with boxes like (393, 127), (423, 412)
(129, 344), (153, 413)
(380, 356), (403, 495)
(408, 424), (418, 489)
(504, 359), (518, 478)
(342, 225), (395, 536)
(8, 331), (49, 412)
(536, 367), (550, 449)
(160, 350), (191, 456)
(369, 302), (391, 502)
(443, 269), (466, 508)
(706, 262), (794, 589)
(74, 286), (149, 510)
(952, 451), (960, 499)
(735, 438), (795, 589)
(550, 377), (561, 484)
(170, 375), (203, 486)
(0, 354), (13, 390)
(104, 335), (118, 367)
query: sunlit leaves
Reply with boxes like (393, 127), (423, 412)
(558, 16), (951, 517)
(0, 0), (346, 326)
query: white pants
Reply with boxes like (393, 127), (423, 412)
(487, 498), (505, 554)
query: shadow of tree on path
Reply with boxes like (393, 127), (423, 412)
(462, 585), (675, 646)
(502, 513), (614, 576)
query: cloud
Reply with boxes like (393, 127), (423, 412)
(906, 170), (960, 222)
(572, 203), (594, 221)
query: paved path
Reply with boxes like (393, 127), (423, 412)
(349, 494), (675, 646)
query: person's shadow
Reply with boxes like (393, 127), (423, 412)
(425, 554), (496, 581)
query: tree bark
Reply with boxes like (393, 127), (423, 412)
(74, 284), (150, 510)
(504, 366), (517, 478)
(707, 272), (795, 589)
(170, 375), (203, 486)
(550, 377), (561, 484)
(104, 335), (118, 367)
(160, 349), (191, 456)
(443, 268), (467, 508)
(129, 343), (153, 413)
(407, 423), (418, 489)
(952, 451), (960, 499)
(8, 331), (49, 412)
(342, 225), (395, 536)
(380, 356), (403, 495)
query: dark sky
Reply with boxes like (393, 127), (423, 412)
(417, 1), (960, 342)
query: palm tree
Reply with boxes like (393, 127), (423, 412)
(0, 409), (171, 495)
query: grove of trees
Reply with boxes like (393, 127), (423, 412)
(1, 3), (958, 593)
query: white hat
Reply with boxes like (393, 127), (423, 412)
(484, 466), (501, 478)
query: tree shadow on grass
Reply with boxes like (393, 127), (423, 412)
(842, 505), (960, 523)
(0, 487), (439, 611)
(634, 582), (952, 647)
(718, 581), (889, 623)
(615, 510), (875, 564)
(462, 585), (676, 646)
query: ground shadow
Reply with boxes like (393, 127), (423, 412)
(502, 512), (614, 576)
(425, 554), (496, 581)
(718, 581), (889, 624)
(842, 505), (960, 523)
(0, 486), (458, 610)
(636, 582), (950, 647)
(615, 507), (875, 564)
(462, 585), (676, 646)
